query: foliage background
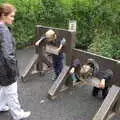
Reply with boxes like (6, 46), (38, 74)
(0, 0), (120, 59)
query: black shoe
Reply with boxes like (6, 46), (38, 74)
(92, 87), (99, 97)
(102, 87), (108, 99)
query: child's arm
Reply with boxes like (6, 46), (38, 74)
(35, 36), (46, 46)
(69, 58), (80, 74)
(69, 67), (75, 74)
(56, 38), (66, 53)
(98, 79), (105, 88)
(57, 44), (63, 51)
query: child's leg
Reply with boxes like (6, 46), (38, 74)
(71, 73), (79, 85)
(92, 87), (100, 97)
(71, 73), (77, 82)
(57, 58), (63, 76)
(102, 87), (108, 99)
(52, 58), (58, 80)
(53, 58), (63, 79)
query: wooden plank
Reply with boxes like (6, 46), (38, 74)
(48, 65), (70, 97)
(81, 77), (100, 87)
(93, 85), (120, 120)
(36, 45), (44, 71)
(45, 45), (59, 55)
(21, 54), (39, 79)
(72, 77), (100, 88)
(42, 55), (52, 67)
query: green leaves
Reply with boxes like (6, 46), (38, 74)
(0, 0), (119, 59)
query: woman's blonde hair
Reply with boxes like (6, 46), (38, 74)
(0, 3), (16, 17)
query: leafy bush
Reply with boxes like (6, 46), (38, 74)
(0, 0), (120, 59)
(88, 0), (120, 59)
(70, 0), (95, 49)
(88, 31), (114, 58)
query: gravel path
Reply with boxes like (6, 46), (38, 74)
(0, 46), (120, 120)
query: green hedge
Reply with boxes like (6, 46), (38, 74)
(0, 0), (120, 59)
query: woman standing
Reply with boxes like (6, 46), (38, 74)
(0, 3), (31, 120)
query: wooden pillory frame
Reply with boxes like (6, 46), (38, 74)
(21, 25), (120, 120)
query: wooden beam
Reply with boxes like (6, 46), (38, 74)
(21, 54), (39, 80)
(48, 65), (70, 98)
(93, 85), (120, 120)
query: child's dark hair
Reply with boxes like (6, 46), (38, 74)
(86, 58), (99, 75)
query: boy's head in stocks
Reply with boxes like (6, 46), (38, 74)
(80, 58), (99, 79)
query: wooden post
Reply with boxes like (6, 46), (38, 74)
(35, 25), (44, 71)
(65, 31), (76, 66)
